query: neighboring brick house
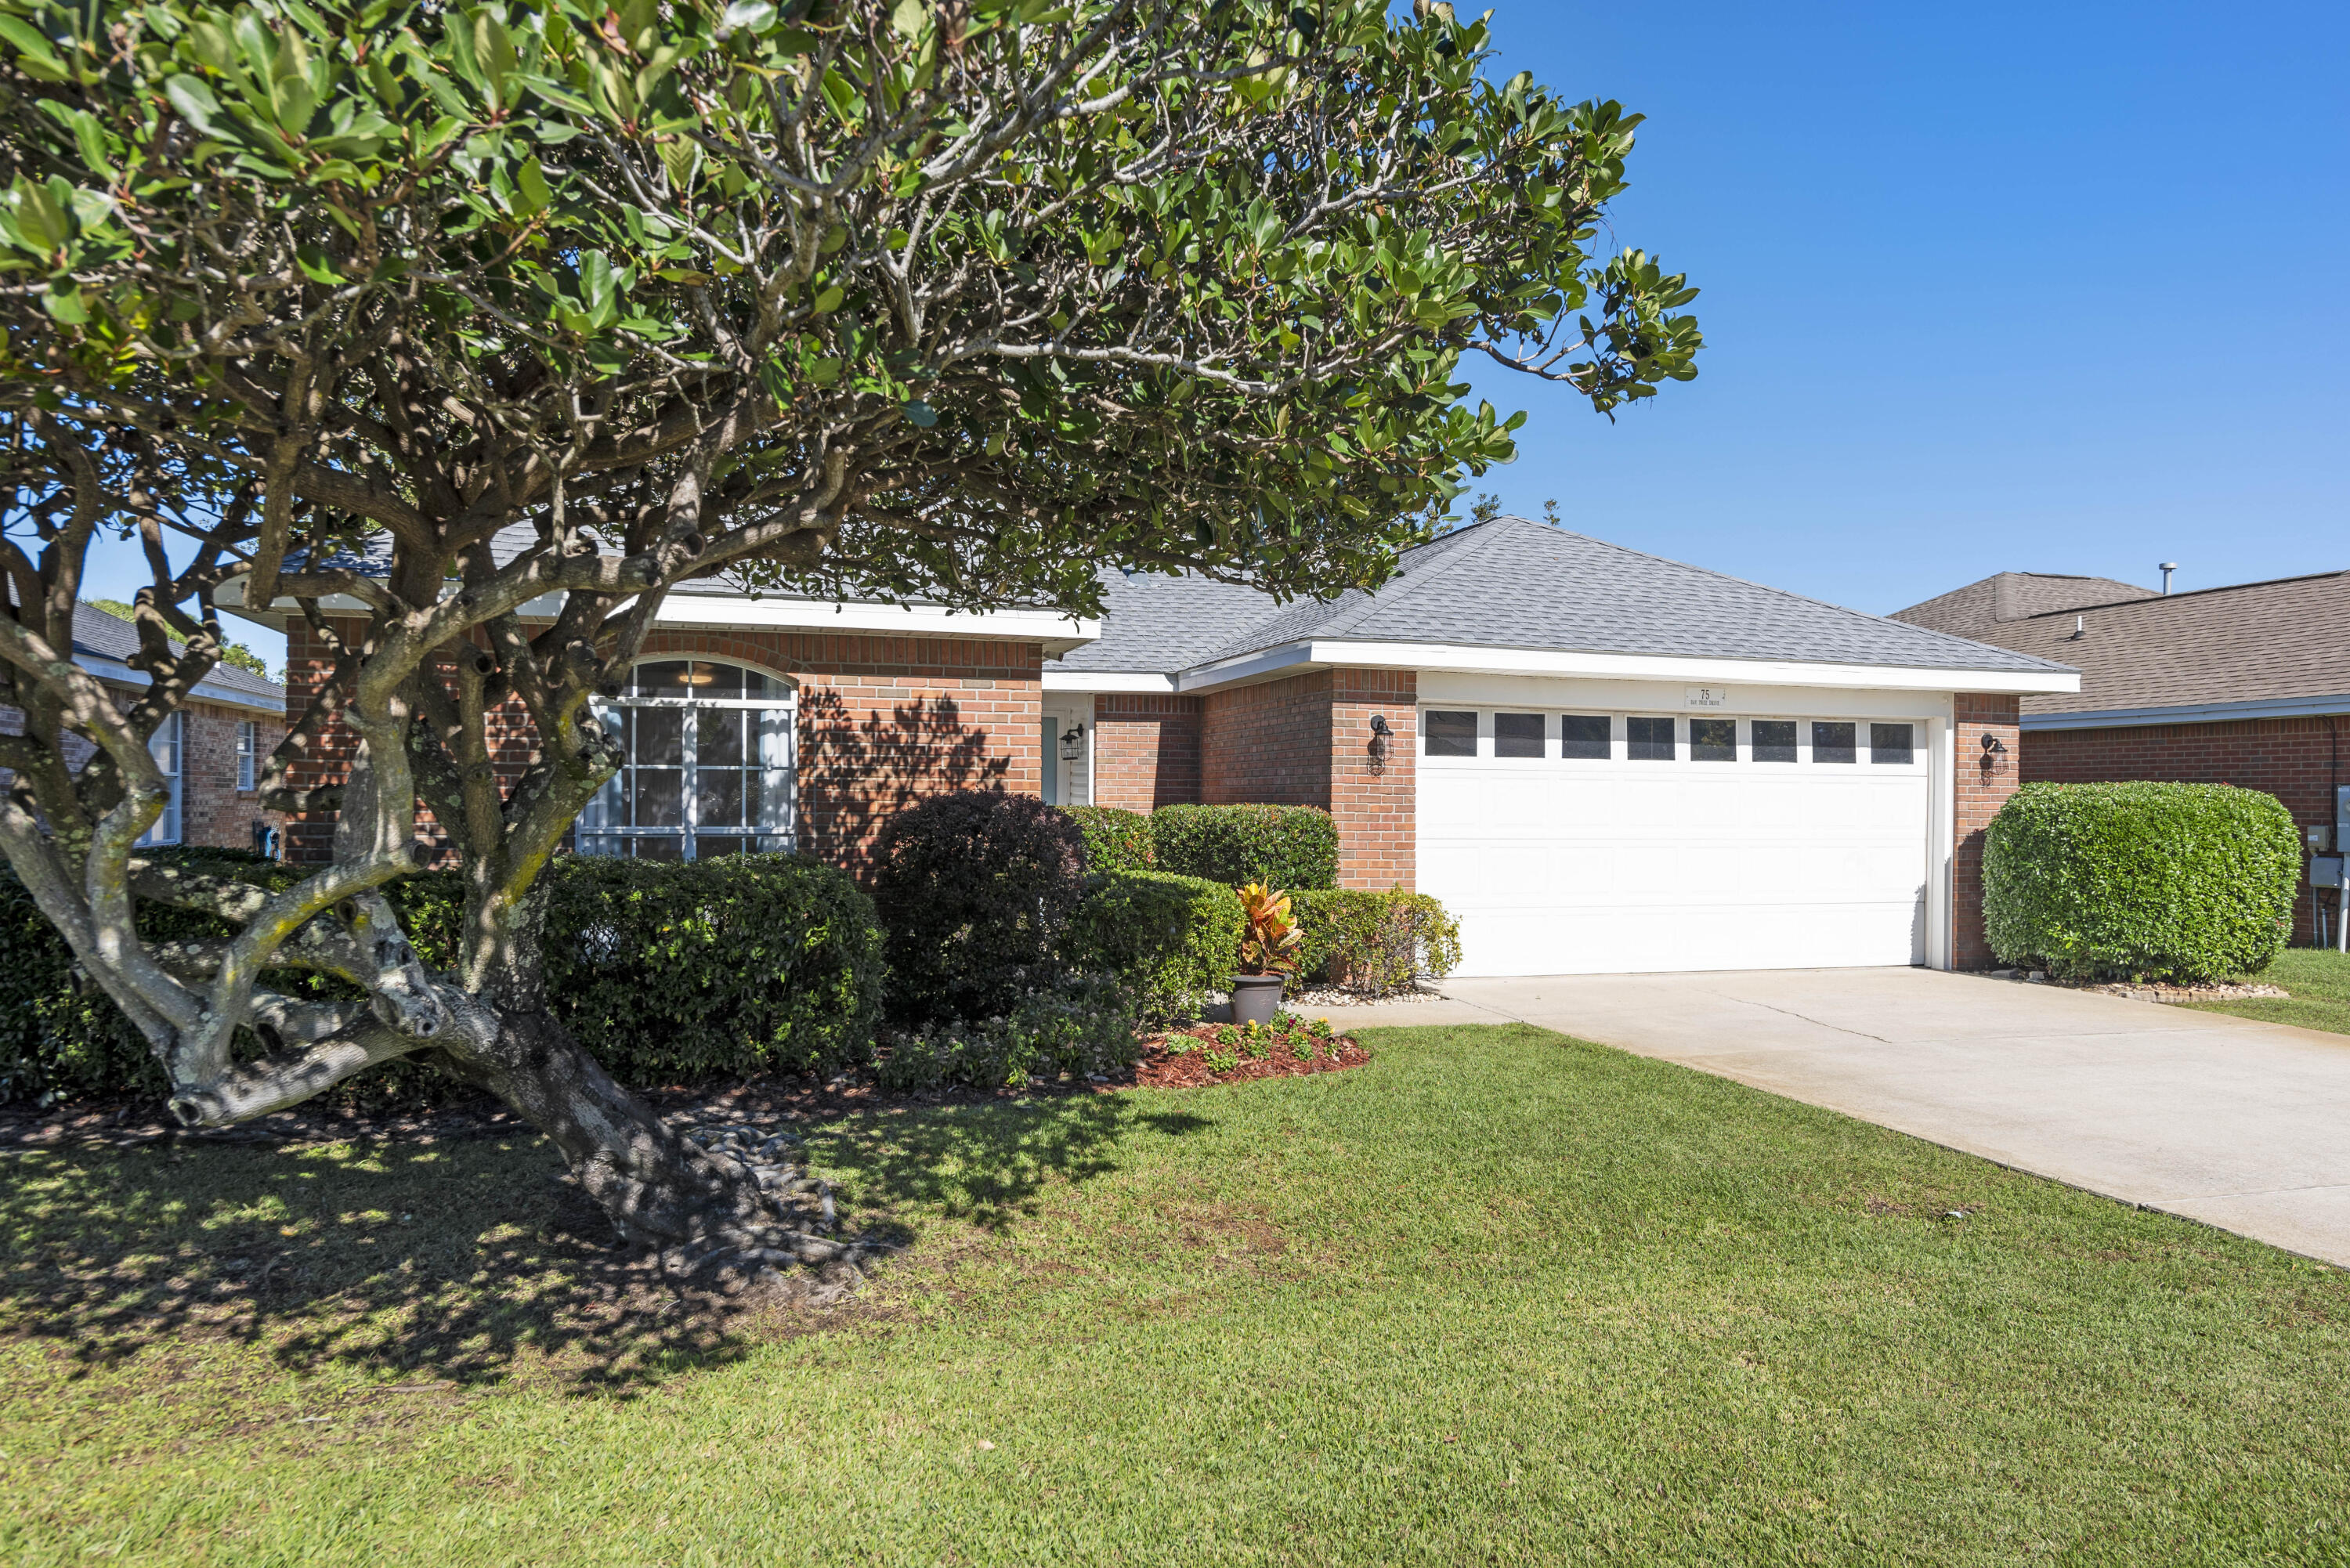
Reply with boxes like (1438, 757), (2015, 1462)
(0, 603), (287, 854)
(230, 518), (2078, 975)
(1894, 568), (2350, 945)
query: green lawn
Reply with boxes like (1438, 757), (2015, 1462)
(2192, 946), (2350, 1038)
(6, 1024), (2350, 1566)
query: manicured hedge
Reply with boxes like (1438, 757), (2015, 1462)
(1290, 888), (1463, 995)
(0, 851), (886, 1105)
(1983, 781), (2301, 982)
(1150, 804), (1340, 891)
(1060, 805), (1155, 873)
(870, 790), (1088, 1021)
(544, 854), (884, 1081)
(1062, 869), (1246, 1022)
(0, 847), (319, 1104)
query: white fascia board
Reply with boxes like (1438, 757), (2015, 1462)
(1171, 638), (2079, 696)
(1172, 641), (1323, 692)
(647, 593), (1097, 651)
(221, 575), (1101, 656)
(1041, 669), (1182, 694)
(2022, 692), (2350, 731)
(74, 653), (284, 716)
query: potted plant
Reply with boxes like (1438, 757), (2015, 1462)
(1231, 882), (1303, 1026)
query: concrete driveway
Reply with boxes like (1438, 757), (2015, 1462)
(1317, 968), (2350, 1266)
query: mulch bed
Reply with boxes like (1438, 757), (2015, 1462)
(1986, 970), (2290, 1004)
(1132, 1021), (1371, 1089)
(0, 1025), (1376, 1154)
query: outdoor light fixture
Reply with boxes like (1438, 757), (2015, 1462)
(1367, 713), (1394, 771)
(1980, 733), (2008, 755)
(1058, 725), (1085, 762)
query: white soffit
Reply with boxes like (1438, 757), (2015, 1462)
(220, 576), (1099, 657)
(1173, 639), (2080, 696)
(1041, 669), (1182, 694)
(648, 594), (1097, 654)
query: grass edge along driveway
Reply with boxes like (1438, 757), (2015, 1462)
(5, 1021), (2348, 1566)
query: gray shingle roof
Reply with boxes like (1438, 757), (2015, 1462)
(1058, 517), (2071, 677)
(1901, 569), (2350, 717)
(74, 604), (285, 704)
(1892, 570), (2157, 640)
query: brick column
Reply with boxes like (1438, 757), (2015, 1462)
(1329, 670), (1415, 890)
(1953, 692), (2022, 968)
(1090, 693), (1203, 811)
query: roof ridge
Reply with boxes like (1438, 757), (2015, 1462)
(1312, 516), (1521, 640)
(1546, 529), (2062, 667)
(2018, 568), (2350, 620)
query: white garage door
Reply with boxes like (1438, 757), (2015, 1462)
(1416, 707), (1934, 977)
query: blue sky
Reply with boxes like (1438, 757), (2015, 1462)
(1463, 0), (2348, 613)
(93, 0), (2348, 667)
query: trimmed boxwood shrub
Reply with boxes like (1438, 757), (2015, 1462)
(871, 789), (1089, 1021)
(1983, 781), (2301, 981)
(1150, 804), (1340, 890)
(1062, 869), (1245, 1022)
(544, 854), (884, 1081)
(1060, 805), (1155, 873)
(1290, 888), (1463, 995)
(0, 851), (885, 1105)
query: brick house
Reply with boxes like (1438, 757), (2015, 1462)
(1, 603), (287, 854)
(1894, 567), (2349, 944)
(229, 517), (2077, 974)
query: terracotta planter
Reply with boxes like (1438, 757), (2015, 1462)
(1229, 974), (1285, 1027)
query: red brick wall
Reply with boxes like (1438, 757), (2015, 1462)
(1090, 692), (1203, 812)
(1, 692), (283, 853)
(1192, 667), (1415, 891)
(280, 618), (1042, 878)
(2024, 713), (2341, 945)
(1329, 670), (1415, 889)
(181, 699), (286, 852)
(1954, 693), (2022, 968)
(1201, 671), (1334, 807)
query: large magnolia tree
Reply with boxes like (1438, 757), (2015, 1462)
(0, 0), (1699, 1260)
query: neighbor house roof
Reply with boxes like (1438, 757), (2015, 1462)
(1056, 516), (2073, 681)
(70, 603), (285, 712)
(1893, 569), (2350, 724)
(1891, 570), (2157, 641)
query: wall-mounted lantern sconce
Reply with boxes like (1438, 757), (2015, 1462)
(1059, 724), (1085, 762)
(1368, 713), (1394, 773)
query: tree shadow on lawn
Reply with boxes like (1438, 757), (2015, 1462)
(0, 1091), (1206, 1394)
(811, 1092), (1211, 1238)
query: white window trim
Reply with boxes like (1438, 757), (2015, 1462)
(582, 658), (799, 860)
(138, 712), (183, 847)
(236, 721), (257, 793)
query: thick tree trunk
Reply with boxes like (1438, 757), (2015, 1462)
(421, 988), (867, 1270)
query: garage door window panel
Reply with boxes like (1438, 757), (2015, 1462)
(1628, 716), (1675, 761)
(1560, 715), (1611, 760)
(1811, 721), (1856, 764)
(1424, 710), (1477, 757)
(1690, 717), (1737, 762)
(1753, 720), (1798, 763)
(1869, 723), (1916, 765)
(1493, 713), (1546, 758)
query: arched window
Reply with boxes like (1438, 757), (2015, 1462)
(579, 659), (796, 860)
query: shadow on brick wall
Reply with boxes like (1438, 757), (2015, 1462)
(800, 690), (1007, 876)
